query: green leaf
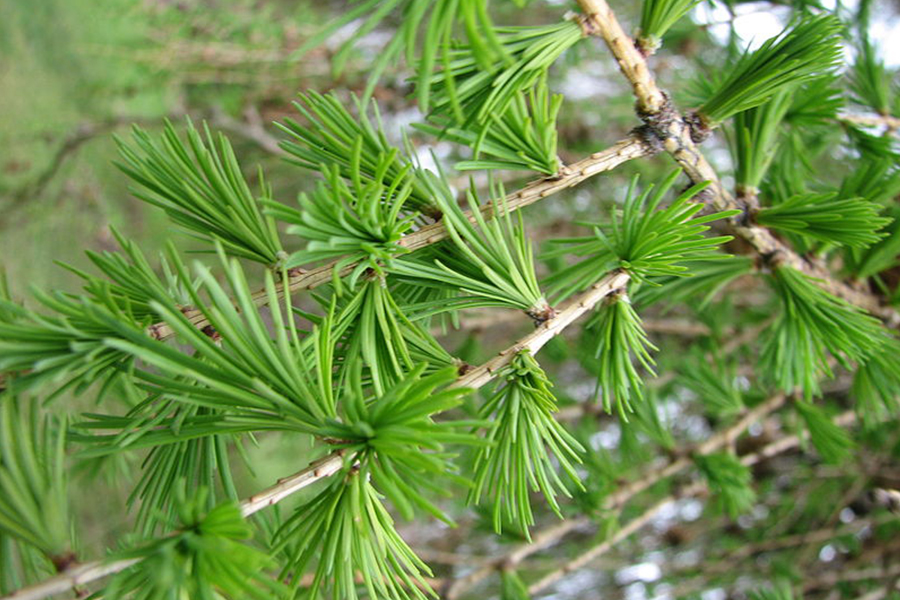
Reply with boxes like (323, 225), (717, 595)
(749, 580), (796, 600)
(678, 350), (744, 417)
(278, 91), (439, 215)
(761, 266), (887, 397)
(0, 397), (71, 561)
(116, 120), (284, 266)
(424, 21), (583, 127)
(624, 387), (674, 450)
(756, 192), (892, 248)
(98, 249), (337, 434)
(545, 171), (738, 300)
(390, 182), (550, 319)
(288, 0), (497, 106)
(266, 157), (416, 291)
(638, 0), (701, 53)
(415, 75), (562, 175)
(0, 534), (55, 594)
(838, 156), (900, 208)
(848, 37), (893, 114)
(331, 279), (456, 395)
(795, 400), (854, 464)
(783, 75), (843, 127)
(469, 351), (584, 537)
(730, 88), (793, 194)
(0, 291), (146, 398)
(852, 337), (900, 428)
(634, 257), (753, 309)
(698, 14), (843, 125)
(104, 492), (283, 600)
(587, 292), (657, 416)
(500, 569), (531, 600)
(61, 232), (197, 321)
(317, 364), (476, 524)
(275, 471), (434, 600)
(126, 405), (241, 536)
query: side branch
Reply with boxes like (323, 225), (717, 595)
(148, 136), (651, 342)
(453, 269), (631, 390)
(240, 451), (346, 517)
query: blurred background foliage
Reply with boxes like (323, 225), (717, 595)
(2, 1), (900, 598)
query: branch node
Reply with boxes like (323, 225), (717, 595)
(527, 301), (558, 325)
(201, 324), (222, 343)
(685, 185), (717, 209)
(285, 266), (307, 280)
(49, 552), (79, 574)
(632, 92), (677, 151)
(546, 159), (573, 181)
(147, 322), (168, 341)
(683, 110), (712, 143)
(568, 11), (600, 37)
(734, 189), (761, 227)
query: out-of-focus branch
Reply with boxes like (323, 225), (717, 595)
(840, 112), (900, 132)
(210, 106), (285, 156)
(444, 392), (789, 599)
(525, 409), (858, 597)
(2, 121), (126, 222)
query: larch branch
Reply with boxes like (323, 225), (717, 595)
(452, 269), (631, 390)
(2, 268), (633, 600)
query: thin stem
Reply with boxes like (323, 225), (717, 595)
(575, 0), (666, 114)
(239, 450), (347, 517)
(452, 269), (631, 390)
(0, 559), (142, 600)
